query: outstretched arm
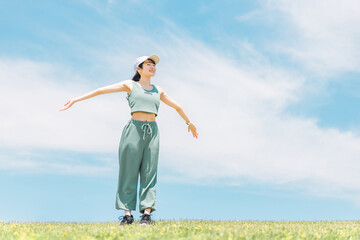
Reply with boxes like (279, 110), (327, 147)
(157, 86), (199, 139)
(59, 80), (130, 111)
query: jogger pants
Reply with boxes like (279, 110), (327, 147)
(115, 119), (159, 213)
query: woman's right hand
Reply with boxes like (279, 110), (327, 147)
(59, 99), (75, 111)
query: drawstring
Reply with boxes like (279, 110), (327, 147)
(141, 123), (153, 140)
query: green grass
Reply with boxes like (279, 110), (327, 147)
(1, 220), (360, 240)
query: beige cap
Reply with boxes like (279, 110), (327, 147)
(133, 55), (159, 72)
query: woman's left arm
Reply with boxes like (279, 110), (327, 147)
(157, 86), (199, 139)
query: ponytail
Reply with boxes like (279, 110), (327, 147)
(132, 71), (141, 81)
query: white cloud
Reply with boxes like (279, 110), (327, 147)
(148, 35), (360, 204)
(2, 5), (360, 206)
(263, 0), (360, 75)
(0, 58), (131, 153)
(0, 149), (114, 177)
(235, 9), (265, 22)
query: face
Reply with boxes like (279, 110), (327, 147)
(137, 59), (156, 77)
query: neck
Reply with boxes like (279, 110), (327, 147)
(139, 76), (151, 86)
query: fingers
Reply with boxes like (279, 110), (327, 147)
(188, 125), (199, 139)
(59, 100), (72, 111)
(190, 128), (199, 139)
(59, 106), (69, 111)
(59, 104), (69, 111)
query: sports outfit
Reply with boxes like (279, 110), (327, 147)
(115, 80), (161, 214)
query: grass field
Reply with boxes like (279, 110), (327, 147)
(1, 220), (360, 239)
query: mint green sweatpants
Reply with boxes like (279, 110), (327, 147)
(115, 119), (160, 214)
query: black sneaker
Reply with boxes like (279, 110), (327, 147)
(140, 213), (152, 225)
(119, 215), (134, 226)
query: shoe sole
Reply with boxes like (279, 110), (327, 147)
(120, 222), (134, 226)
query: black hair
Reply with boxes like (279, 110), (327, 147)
(132, 58), (156, 81)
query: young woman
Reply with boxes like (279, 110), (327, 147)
(59, 55), (199, 226)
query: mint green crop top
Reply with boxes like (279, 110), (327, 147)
(126, 80), (161, 117)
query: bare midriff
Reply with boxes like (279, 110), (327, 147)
(131, 112), (156, 122)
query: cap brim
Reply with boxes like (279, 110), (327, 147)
(147, 54), (159, 64)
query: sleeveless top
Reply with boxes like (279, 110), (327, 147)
(126, 80), (161, 117)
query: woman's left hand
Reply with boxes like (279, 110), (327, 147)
(188, 123), (199, 139)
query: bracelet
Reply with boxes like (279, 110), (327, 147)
(186, 121), (191, 125)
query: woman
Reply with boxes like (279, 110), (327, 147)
(59, 55), (199, 226)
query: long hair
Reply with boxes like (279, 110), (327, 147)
(132, 59), (156, 81)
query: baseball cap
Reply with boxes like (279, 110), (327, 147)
(133, 54), (159, 72)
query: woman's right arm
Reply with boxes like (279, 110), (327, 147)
(59, 80), (131, 111)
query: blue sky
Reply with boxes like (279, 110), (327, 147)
(1, 0), (360, 222)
